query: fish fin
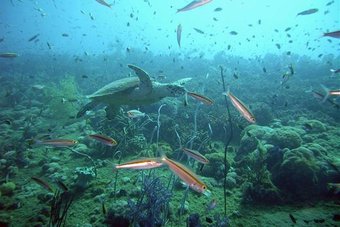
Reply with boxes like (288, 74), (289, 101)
(203, 189), (212, 197)
(320, 84), (330, 103)
(184, 92), (188, 106)
(77, 101), (97, 118)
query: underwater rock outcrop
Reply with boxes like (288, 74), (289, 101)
(267, 127), (302, 150)
(272, 144), (338, 201)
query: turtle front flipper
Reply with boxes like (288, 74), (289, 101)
(105, 105), (119, 120)
(77, 101), (97, 118)
(127, 64), (152, 94)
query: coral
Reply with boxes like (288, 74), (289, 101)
(267, 127), (302, 149)
(296, 117), (327, 133)
(202, 151), (230, 180)
(251, 102), (274, 125)
(272, 146), (324, 200)
(73, 167), (96, 190)
(240, 139), (281, 204)
(0, 182), (16, 196)
(44, 75), (80, 122)
(237, 125), (274, 160)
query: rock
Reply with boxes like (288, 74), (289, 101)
(272, 146), (324, 200)
(202, 152), (229, 180)
(268, 127), (302, 149)
(0, 182), (16, 196)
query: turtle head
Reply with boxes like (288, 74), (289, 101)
(165, 84), (187, 97)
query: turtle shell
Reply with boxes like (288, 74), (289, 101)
(87, 77), (140, 99)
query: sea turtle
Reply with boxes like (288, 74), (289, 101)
(77, 64), (190, 119)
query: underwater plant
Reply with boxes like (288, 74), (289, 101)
(126, 175), (172, 226)
(49, 189), (74, 227)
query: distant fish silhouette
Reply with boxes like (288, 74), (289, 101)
(95, 0), (112, 8)
(296, 8), (318, 16)
(323, 30), (340, 39)
(177, 0), (213, 13)
(177, 24), (182, 48)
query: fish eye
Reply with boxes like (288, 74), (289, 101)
(202, 185), (206, 189)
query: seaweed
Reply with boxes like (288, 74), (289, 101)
(49, 190), (74, 227)
(126, 175), (172, 226)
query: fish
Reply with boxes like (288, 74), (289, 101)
(326, 1), (334, 6)
(0, 52), (18, 58)
(289, 214), (297, 224)
(177, 0), (213, 13)
(328, 183), (340, 194)
(193, 28), (205, 34)
(127, 109), (146, 118)
(31, 177), (54, 193)
(230, 31), (238, 35)
(35, 139), (78, 147)
(89, 134), (117, 146)
(62, 33), (69, 37)
(323, 30), (340, 39)
(95, 0), (112, 8)
(56, 180), (68, 192)
(329, 90), (340, 96)
(28, 34), (40, 42)
(161, 156), (210, 195)
(312, 89), (340, 109)
(102, 201), (107, 215)
(296, 8), (318, 16)
(177, 24), (182, 48)
(114, 158), (164, 170)
(330, 68), (340, 74)
(206, 199), (217, 212)
(32, 84), (45, 90)
(214, 7), (222, 12)
(182, 147), (209, 164)
(224, 91), (256, 123)
(46, 42), (52, 49)
(187, 92), (213, 105)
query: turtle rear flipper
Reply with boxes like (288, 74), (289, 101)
(77, 101), (97, 118)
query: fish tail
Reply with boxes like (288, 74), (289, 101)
(320, 84), (330, 103)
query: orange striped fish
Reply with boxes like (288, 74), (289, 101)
(182, 147), (209, 164)
(36, 139), (78, 147)
(89, 134), (117, 146)
(161, 156), (210, 195)
(329, 90), (340, 96)
(187, 92), (213, 105)
(224, 91), (256, 123)
(114, 158), (163, 170)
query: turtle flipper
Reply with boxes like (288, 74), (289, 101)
(127, 64), (152, 94)
(105, 105), (119, 120)
(77, 101), (97, 118)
